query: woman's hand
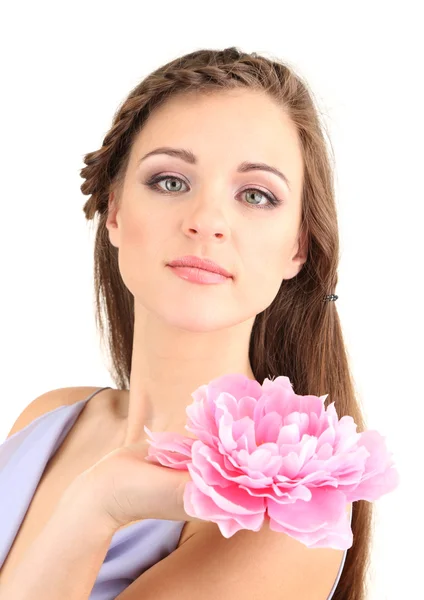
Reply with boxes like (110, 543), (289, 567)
(69, 440), (201, 533)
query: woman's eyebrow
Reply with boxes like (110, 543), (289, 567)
(138, 146), (291, 192)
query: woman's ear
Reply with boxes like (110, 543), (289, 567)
(105, 191), (120, 248)
(287, 226), (308, 278)
(296, 226), (308, 264)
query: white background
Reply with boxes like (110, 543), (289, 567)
(0, 1), (421, 597)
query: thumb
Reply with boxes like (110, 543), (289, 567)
(141, 457), (203, 523)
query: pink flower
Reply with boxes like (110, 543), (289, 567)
(144, 374), (399, 549)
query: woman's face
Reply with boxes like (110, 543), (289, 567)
(106, 89), (307, 332)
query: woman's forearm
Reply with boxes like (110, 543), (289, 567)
(0, 477), (117, 600)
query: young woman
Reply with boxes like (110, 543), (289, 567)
(0, 46), (371, 599)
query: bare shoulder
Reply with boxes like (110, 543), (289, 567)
(6, 386), (105, 439)
(116, 505), (353, 599)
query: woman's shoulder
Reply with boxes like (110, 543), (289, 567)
(6, 386), (110, 440)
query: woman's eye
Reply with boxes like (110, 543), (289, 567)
(143, 174), (283, 210)
(157, 176), (186, 193)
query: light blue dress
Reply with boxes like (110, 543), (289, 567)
(0, 386), (350, 598)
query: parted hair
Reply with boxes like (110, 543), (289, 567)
(80, 46), (373, 600)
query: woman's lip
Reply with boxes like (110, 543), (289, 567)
(167, 265), (232, 285)
(167, 256), (233, 278)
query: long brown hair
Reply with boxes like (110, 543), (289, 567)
(80, 46), (373, 600)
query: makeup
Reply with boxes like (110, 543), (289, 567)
(167, 265), (232, 285)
